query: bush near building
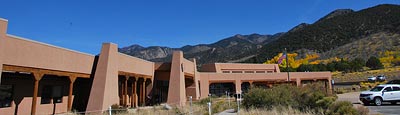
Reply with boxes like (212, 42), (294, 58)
(242, 83), (368, 115)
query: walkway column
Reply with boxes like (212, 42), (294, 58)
(249, 81), (254, 88)
(131, 77), (137, 108)
(68, 76), (77, 112)
(328, 78), (333, 95)
(139, 78), (143, 106)
(325, 80), (328, 94)
(296, 78), (301, 87)
(31, 72), (43, 115)
(124, 76), (128, 107)
(142, 78), (146, 106)
(235, 80), (241, 94)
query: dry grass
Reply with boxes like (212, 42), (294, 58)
(333, 66), (400, 82)
(70, 100), (318, 115)
(87, 106), (318, 115)
(240, 107), (317, 115)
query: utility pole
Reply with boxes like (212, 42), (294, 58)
(285, 48), (290, 81)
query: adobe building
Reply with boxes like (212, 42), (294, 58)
(0, 18), (331, 115)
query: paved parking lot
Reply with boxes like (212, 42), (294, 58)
(337, 92), (400, 115)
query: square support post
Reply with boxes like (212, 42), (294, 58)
(142, 78), (146, 106)
(31, 72), (43, 115)
(131, 77), (137, 108)
(68, 76), (77, 111)
(124, 76), (129, 107)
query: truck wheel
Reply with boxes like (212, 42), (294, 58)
(374, 97), (382, 106)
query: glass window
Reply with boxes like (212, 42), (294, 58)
(52, 86), (63, 103)
(392, 87), (400, 91)
(41, 85), (63, 104)
(256, 71), (265, 73)
(384, 87), (393, 92)
(41, 86), (52, 104)
(0, 85), (13, 108)
(222, 71), (230, 73)
(370, 86), (384, 92)
(244, 71), (254, 73)
(232, 71), (242, 73)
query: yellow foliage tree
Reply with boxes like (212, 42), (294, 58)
(310, 57), (341, 64)
(264, 53), (320, 69)
(379, 50), (400, 67)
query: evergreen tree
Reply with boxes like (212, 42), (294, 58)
(350, 58), (365, 72)
(366, 56), (384, 70)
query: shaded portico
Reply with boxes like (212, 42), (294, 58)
(118, 71), (152, 108)
(1, 65), (90, 115)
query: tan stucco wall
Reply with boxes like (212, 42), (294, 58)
(201, 63), (281, 73)
(1, 35), (95, 74)
(87, 43), (120, 112)
(0, 18), (7, 82)
(0, 19), (94, 75)
(216, 63), (279, 71)
(199, 72), (331, 99)
(182, 59), (195, 74)
(167, 51), (187, 106)
(118, 53), (154, 77)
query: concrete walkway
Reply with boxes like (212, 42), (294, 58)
(217, 109), (236, 115)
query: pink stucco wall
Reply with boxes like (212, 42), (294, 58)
(182, 59), (195, 74)
(87, 43), (120, 112)
(201, 63), (281, 73)
(0, 19), (94, 75)
(199, 72), (331, 98)
(118, 53), (154, 77)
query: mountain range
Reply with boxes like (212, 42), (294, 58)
(119, 4), (400, 66)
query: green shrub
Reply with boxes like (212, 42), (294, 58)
(327, 101), (358, 115)
(316, 96), (337, 110)
(242, 83), (329, 112)
(110, 104), (128, 114)
(196, 97), (211, 105)
(242, 84), (298, 110)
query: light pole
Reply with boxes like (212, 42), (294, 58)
(208, 94), (212, 103)
(228, 92), (231, 107)
(189, 96), (193, 115)
(237, 90), (241, 115)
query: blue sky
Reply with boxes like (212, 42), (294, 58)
(0, 0), (399, 54)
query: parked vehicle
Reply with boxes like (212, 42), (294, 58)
(387, 80), (400, 84)
(359, 84), (400, 106)
(377, 75), (386, 81)
(368, 76), (377, 81)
